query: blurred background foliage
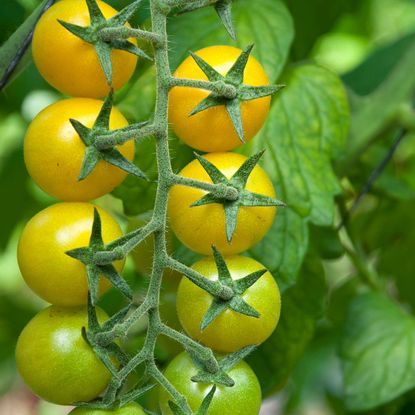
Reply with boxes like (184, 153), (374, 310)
(1, 0), (415, 414)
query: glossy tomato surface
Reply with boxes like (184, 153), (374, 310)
(32, 0), (138, 97)
(168, 152), (277, 255)
(176, 255), (281, 352)
(24, 98), (134, 201)
(169, 45), (271, 152)
(18, 202), (125, 306)
(158, 352), (262, 415)
(16, 306), (111, 405)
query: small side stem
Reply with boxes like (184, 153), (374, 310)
(170, 173), (239, 201)
(169, 77), (237, 99)
(93, 220), (159, 264)
(95, 301), (151, 346)
(164, 0), (219, 10)
(160, 324), (219, 373)
(167, 257), (234, 300)
(98, 27), (163, 46)
(95, 123), (158, 150)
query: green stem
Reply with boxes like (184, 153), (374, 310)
(171, 173), (239, 201)
(167, 257), (234, 300)
(93, 220), (159, 264)
(95, 123), (158, 150)
(98, 26), (163, 45)
(165, 0), (219, 10)
(160, 324), (220, 373)
(95, 301), (151, 346)
(169, 77), (237, 99)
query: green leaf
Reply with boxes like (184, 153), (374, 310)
(340, 293), (415, 411)
(0, 0), (53, 89)
(338, 37), (415, 171)
(343, 31), (415, 96)
(168, 0), (294, 83)
(247, 255), (327, 395)
(241, 64), (349, 286)
(284, 0), (360, 59)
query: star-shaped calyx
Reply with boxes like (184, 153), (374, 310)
(189, 345), (256, 389)
(66, 208), (133, 305)
(59, 0), (150, 85)
(192, 151), (286, 242)
(189, 44), (284, 142)
(69, 91), (148, 181)
(198, 246), (268, 331)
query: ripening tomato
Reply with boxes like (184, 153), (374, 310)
(158, 352), (262, 415)
(169, 45), (271, 152)
(168, 152), (277, 255)
(176, 255), (281, 353)
(18, 202), (125, 306)
(24, 98), (134, 202)
(32, 0), (138, 97)
(16, 305), (111, 405)
(69, 403), (146, 415)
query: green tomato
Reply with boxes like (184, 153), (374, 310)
(158, 352), (262, 415)
(176, 255), (281, 353)
(16, 305), (111, 405)
(69, 403), (146, 414)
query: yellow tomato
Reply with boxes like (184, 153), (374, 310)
(32, 0), (138, 97)
(18, 202), (125, 306)
(168, 152), (277, 255)
(24, 98), (134, 202)
(169, 45), (271, 152)
(176, 256), (281, 353)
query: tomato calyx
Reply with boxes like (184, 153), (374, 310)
(187, 44), (284, 142)
(191, 151), (286, 241)
(196, 246), (267, 331)
(69, 91), (148, 181)
(66, 208), (133, 305)
(58, 0), (151, 86)
(189, 344), (256, 387)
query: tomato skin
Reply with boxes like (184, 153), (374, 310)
(17, 202), (125, 306)
(168, 152), (277, 255)
(32, 0), (138, 98)
(15, 306), (111, 405)
(176, 256), (281, 353)
(69, 403), (146, 415)
(169, 45), (271, 152)
(158, 352), (262, 415)
(24, 98), (134, 202)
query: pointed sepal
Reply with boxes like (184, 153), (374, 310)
(190, 52), (224, 82)
(215, 0), (236, 40)
(108, 0), (142, 26)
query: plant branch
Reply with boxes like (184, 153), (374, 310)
(95, 123), (158, 149)
(93, 220), (159, 264)
(98, 26), (163, 46)
(160, 324), (219, 373)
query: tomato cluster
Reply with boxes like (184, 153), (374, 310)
(15, 0), (281, 414)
